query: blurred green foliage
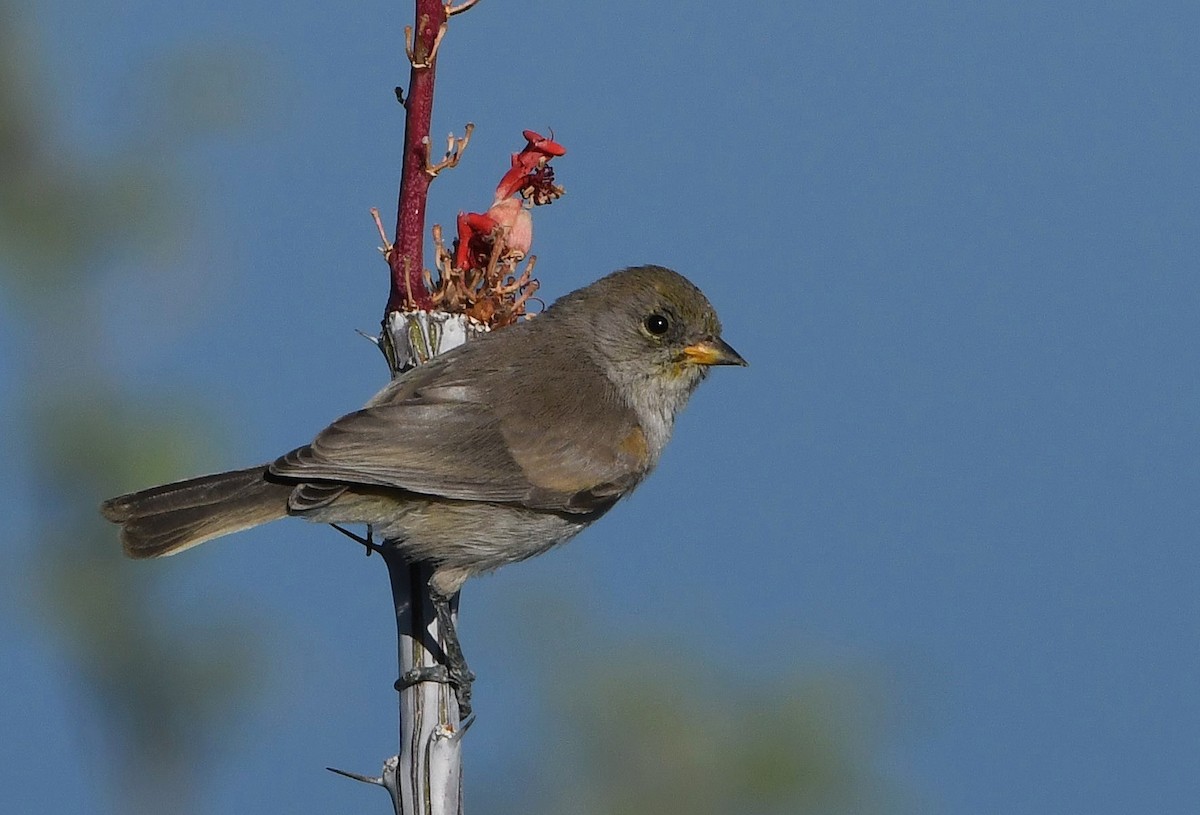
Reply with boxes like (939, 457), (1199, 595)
(509, 608), (915, 815)
(0, 4), (260, 813)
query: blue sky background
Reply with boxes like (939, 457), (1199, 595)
(2, 1), (1198, 812)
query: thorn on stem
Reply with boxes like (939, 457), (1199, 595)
(445, 0), (482, 16)
(326, 766), (385, 787)
(437, 713), (477, 743)
(355, 328), (381, 347)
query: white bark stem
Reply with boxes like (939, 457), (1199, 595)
(330, 311), (481, 813)
(387, 557), (465, 815)
(378, 310), (481, 815)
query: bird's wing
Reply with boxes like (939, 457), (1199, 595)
(271, 395), (533, 504)
(269, 379), (649, 514)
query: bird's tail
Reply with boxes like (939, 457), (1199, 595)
(101, 465), (293, 558)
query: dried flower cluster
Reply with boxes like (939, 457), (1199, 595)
(382, 130), (566, 329)
(443, 129), (564, 327)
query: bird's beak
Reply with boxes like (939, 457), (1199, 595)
(681, 336), (748, 367)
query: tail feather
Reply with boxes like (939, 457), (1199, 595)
(101, 465), (292, 558)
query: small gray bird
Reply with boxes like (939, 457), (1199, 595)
(102, 265), (744, 706)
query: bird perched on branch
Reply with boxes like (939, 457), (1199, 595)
(102, 264), (745, 709)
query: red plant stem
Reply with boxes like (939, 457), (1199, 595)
(387, 0), (445, 313)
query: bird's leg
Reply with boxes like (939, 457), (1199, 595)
(392, 586), (474, 717)
(430, 589), (475, 717)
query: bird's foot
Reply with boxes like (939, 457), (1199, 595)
(395, 664), (474, 717)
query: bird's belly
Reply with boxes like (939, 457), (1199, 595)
(382, 501), (588, 574)
(293, 483), (594, 585)
(299, 489), (588, 577)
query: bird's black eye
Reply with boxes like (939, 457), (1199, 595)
(644, 313), (670, 336)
